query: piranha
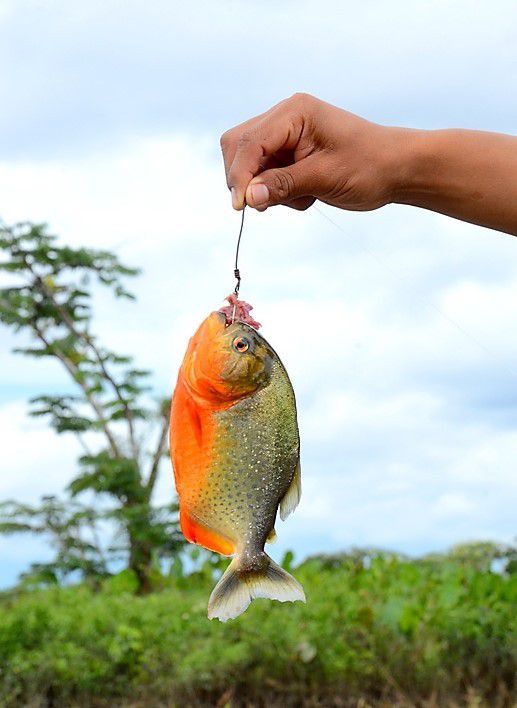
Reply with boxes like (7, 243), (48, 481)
(169, 299), (305, 621)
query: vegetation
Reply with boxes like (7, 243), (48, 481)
(0, 221), (184, 592)
(0, 545), (515, 707)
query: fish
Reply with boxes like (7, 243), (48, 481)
(169, 304), (305, 621)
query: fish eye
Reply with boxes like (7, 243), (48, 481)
(232, 336), (249, 353)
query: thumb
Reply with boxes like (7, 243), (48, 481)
(245, 157), (320, 209)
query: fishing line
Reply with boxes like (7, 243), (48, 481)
(233, 206), (246, 296)
(313, 204), (517, 379)
(230, 206), (246, 323)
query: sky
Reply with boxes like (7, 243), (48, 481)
(0, 0), (516, 586)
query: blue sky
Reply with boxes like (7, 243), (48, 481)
(0, 0), (516, 587)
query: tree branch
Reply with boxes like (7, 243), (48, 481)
(33, 324), (120, 457)
(77, 433), (93, 457)
(88, 513), (108, 573)
(145, 414), (169, 497)
(30, 270), (139, 459)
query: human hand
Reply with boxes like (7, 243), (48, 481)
(220, 93), (406, 212)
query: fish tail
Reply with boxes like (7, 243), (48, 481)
(207, 552), (305, 622)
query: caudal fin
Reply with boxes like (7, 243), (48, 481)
(207, 553), (305, 622)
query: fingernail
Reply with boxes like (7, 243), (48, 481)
(231, 187), (240, 210)
(250, 183), (269, 207)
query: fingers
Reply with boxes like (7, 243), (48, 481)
(224, 119), (302, 209)
(220, 94), (314, 210)
(244, 154), (322, 210)
(220, 98), (291, 179)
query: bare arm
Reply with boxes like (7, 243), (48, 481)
(220, 94), (517, 236)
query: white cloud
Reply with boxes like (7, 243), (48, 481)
(432, 493), (475, 517)
(0, 400), (80, 500)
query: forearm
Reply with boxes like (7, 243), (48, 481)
(392, 128), (517, 235)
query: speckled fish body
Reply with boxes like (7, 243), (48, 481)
(170, 311), (305, 621)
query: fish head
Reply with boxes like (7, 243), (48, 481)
(181, 311), (273, 404)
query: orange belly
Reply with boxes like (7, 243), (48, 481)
(169, 375), (235, 556)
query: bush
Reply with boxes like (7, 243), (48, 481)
(0, 545), (515, 706)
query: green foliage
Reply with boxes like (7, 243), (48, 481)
(0, 496), (109, 586)
(0, 221), (183, 591)
(0, 545), (514, 706)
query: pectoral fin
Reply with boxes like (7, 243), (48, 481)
(279, 461), (301, 521)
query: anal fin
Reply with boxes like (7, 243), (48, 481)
(180, 510), (234, 556)
(279, 461), (301, 521)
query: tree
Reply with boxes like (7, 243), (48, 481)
(0, 221), (184, 592)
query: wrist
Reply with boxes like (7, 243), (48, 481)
(385, 127), (441, 206)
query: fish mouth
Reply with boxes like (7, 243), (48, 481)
(196, 311), (228, 347)
(205, 310), (228, 336)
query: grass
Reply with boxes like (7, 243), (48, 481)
(0, 544), (515, 707)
